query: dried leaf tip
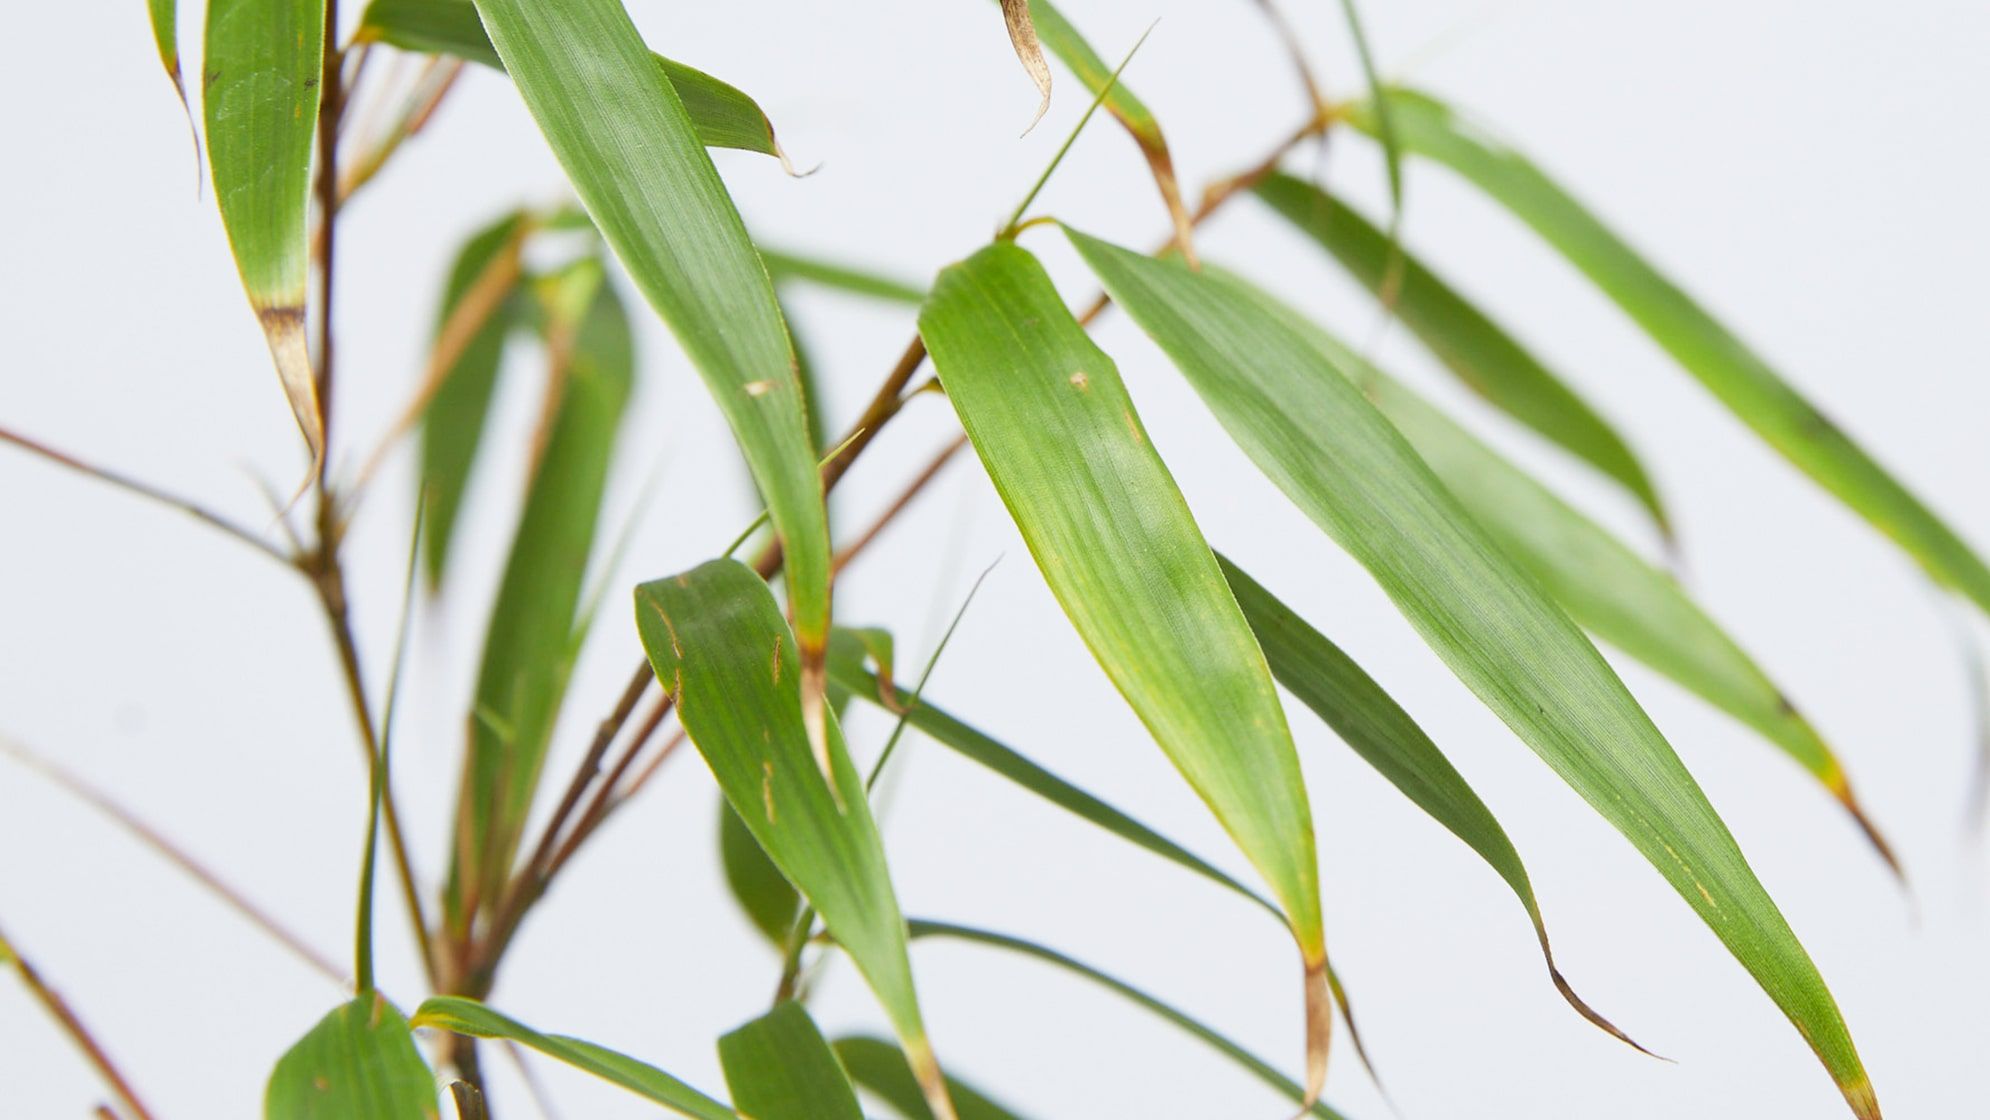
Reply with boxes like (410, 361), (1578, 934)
(904, 1037), (962, 1120)
(257, 304), (325, 472)
(1296, 956), (1333, 1118)
(999, 0), (1053, 134)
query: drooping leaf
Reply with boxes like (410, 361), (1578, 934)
(451, 262), (633, 919)
(146, 0), (186, 108)
(1348, 87), (1990, 619)
(759, 247), (928, 306)
(1268, 309), (1895, 871)
(356, 0), (797, 162)
(474, 0), (834, 773)
(266, 997), (436, 1120)
(918, 241), (1331, 1097)
(718, 1002), (863, 1120)
(996, 0), (1052, 131)
(1220, 557), (1645, 1051)
(1068, 227), (1878, 1119)
(633, 560), (954, 1120)
(203, 0), (326, 465)
(1013, 0), (1194, 259)
(833, 1036), (1030, 1120)
(719, 794), (802, 945)
(412, 997), (732, 1120)
(1253, 173), (1668, 535)
(827, 631), (1277, 919)
(418, 212), (528, 587)
(902, 921), (1350, 1120)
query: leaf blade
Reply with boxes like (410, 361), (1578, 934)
(203, 0), (325, 464)
(634, 560), (953, 1120)
(266, 997), (436, 1120)
(833, 1036), (1030, 1120)
(1349, 87), (1990, 618)
(1068, 227), (1877, 1119)
(412, 997), (732, 1120)
(719, 1003), (864, 1120)
(918, 241), (1330, 1096)
(1253, 173), (1668, 534)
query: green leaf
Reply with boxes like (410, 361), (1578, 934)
(827, 632), (1277, 920)
(633, 560), (954, 1120)
(1067, 227), (1878, 1120)
(1276, 312), (1895, 871)
(903, 921), (1350, 1120)
(1332, 0), (1399, 233)
(1014, 0), (1194, 258)
(412, 997), (732, 1120)
(1348, 87), (1990, 619)
(146, 0), (184, 102)
(266, 996), (436, 1120)
(475, 0), (834, 765)
(203, 0), (325, 464)
(1220, 557), (1645, 1051)
(1253, 173), (1668, 535)
(833, 1036), (1029, 1120)
(419, 212), (528, 587)
(918, 242), (1330, 1094)
(719, 794), (802, 946)
(452, 261), (633, 917)
(719, 1003), (863, 1120)
(356, 0), (796, 162)
(759, 247), (928, 306)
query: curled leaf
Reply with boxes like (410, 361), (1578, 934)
(998, 0), (1053, 133)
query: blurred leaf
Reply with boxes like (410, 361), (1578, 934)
(718, 1003), (863, 1120)
(1254, 174), (1668, 535)
(996, 0), (1052, 131)
(452, 262), (633, 918)
(1274, 310), (1896, 872)
(412, 997), (732, 1119)
(827, 631), (1276, 918)
(919, 242), (1330, 1096)
(1068, 227), (1878, 1119)
(203, 0), (325, 465)
(1220, 557), (1645, 1051)
(760, 247), (928, 306)
(903, 921), (1350, 1120)
(1016, 0), (1194, 259)
(266, 997), (436, 1120)
(1333, 0), (1399, 230)
(633, 560), (954, 1120)
(833, 1036), (1029, 1120)
(719, 795), (801, 945)
(357, 0), (796, 161)
(419, 212), (528, 587)
(474, 0), (834, 771)
(1349, 87), (1990, 621)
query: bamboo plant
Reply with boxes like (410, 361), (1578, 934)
(4, 1), (1981, 1117)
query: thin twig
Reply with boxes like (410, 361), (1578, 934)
(338, 58), (465, 204)
(313, 0), (346, 485)
(0, 427), (288, 564)
(832, 436), (969, 576)
(0, 922), (156, 1120)
(0, 736), (346, 986)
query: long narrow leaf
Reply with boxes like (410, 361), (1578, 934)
(419, 212), (528, 586)
(719, 1003), (863, 1120)
(919, 242), (1331, 1098)
(357, 0), (797, 162)
(266, 997), (435, 1120)
(1068, 227), (1878, 1119)
(833, 1036), (1029, 1120)
(472, 0), (835, 772)
(759, 247), (928, 306)
(903, 921), (1350, 1120)
(203, 0), (326, 464)
(1268, 308), (1896, 871)
(1220, 557), (1644, 1051)
(452, 262), (632, 917)
(1348, 87), (1990, 618)
(412, 997), (732, 1120)
(634, 560), (955, 1120)
(1253, 173), (1667, 534)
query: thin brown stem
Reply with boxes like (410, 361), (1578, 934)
(0, 427), (288, 564)
(832, 436), (968, 576)
(337, 58), (465, 204)
(0, 736), (347, 987)
(313, 1), (346, 485)
(0, 923), (156, 1120)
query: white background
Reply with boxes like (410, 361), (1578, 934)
(3, 1), (1986, 1116)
